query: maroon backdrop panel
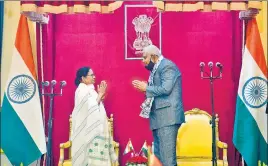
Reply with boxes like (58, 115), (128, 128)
(40, 4), (242, 165)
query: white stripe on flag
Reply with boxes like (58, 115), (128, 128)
(238, 47), (267, 142)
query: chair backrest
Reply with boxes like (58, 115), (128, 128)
(107, 114), (115, 138)
(176, 108), (219, 159)
(69, 115), (72, 138)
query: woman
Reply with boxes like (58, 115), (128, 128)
(71, 67), (117, 166)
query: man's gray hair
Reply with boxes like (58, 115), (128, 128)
(142, 44), (162, 57)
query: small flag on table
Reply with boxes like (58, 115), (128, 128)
(140, 141), (148, 158)
(123, 139), (134, 155)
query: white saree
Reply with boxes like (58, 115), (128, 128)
(71, 83), (117, 166)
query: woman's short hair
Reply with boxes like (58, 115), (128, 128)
(75, 67), (90, 86)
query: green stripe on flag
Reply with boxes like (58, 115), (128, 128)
(142, 147), (148, 157)
(1, 94), (43, 165)
(233, 96), (267, 166)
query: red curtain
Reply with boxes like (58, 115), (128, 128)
(21, 1), (123, 14)
(38, 3), (243, 166)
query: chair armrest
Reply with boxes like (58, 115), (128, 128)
(217, 141), (228, 149)
(58, 141), (72, 166)
(217, 141), (228, 165)
(147, 146), (152, 166)
(60, 141), (72, 149)
(113, 141), (120, 166)
(113, 141), (119, 148)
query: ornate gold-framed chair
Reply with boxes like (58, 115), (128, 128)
(58, 114), (120, 166)
(148, 108), (228, 166)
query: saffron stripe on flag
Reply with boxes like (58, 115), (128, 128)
(246, 19), (267, 77)
(15, 15), (37, 80)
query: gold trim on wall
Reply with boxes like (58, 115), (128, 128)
(21, 1), (123, 14)
(153, 1), (262, 12)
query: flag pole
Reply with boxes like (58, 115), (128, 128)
(241, 14), (246, 166)
(138, 147), (142, 156)
(138, 140), (146, 156)
(238, 9), (264, 166)
(242, 19), (245, 55)
(131, 138), (136, 155)
(237, 11), (246, 166)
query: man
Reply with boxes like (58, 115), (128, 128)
(132, 45), (185, 166)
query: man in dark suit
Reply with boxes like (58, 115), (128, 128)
(132, 45), (185, 166)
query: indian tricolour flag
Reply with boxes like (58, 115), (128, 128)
(141, 141), (148, 158)
(233, 19), (267, 166)
(0, 15), (46, 165)
(123, 139), (134, 155)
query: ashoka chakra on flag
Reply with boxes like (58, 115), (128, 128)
(7, 74), (36, 104)
(242, 76), (267, 109)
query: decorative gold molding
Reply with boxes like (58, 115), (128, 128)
(186, 108), (219, 122)
(183, 2), (204, 12)
(21, 1), (123, 14)
(152, 1), (262, 12)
